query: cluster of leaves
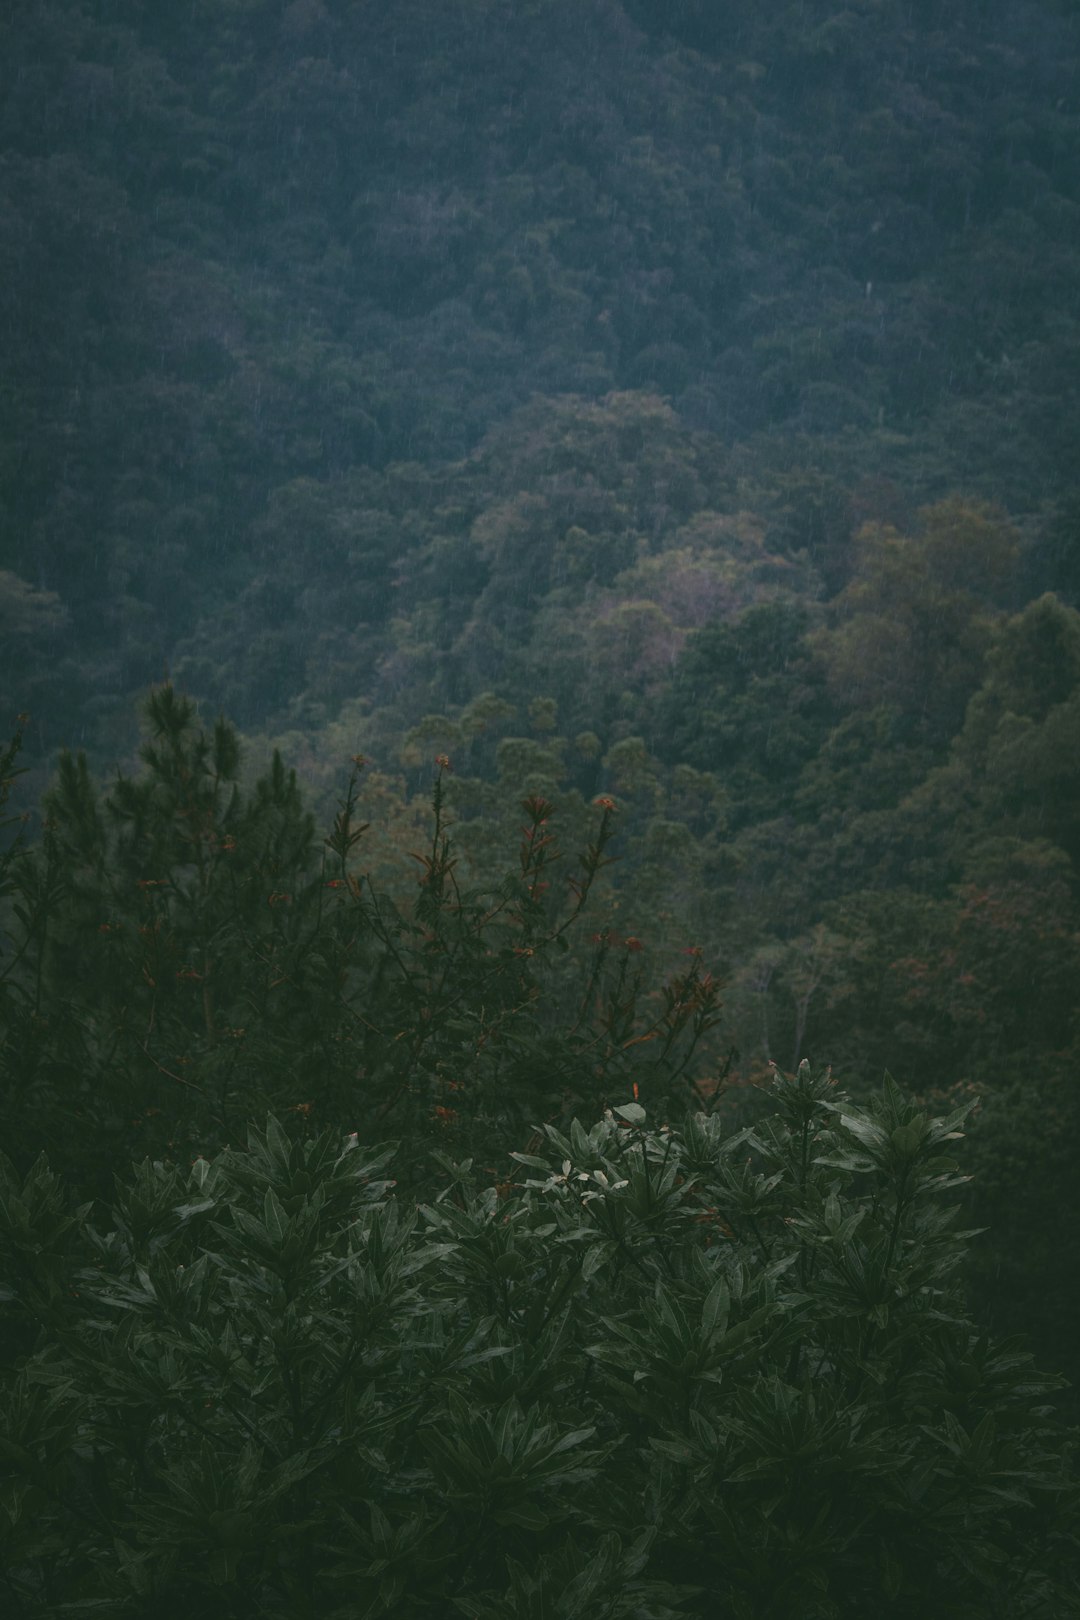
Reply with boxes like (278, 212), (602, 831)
(1, 1066), (1076, 1617)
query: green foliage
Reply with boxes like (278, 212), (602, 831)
(2, 0), (1079, 1540)
(0, 693), (722, 1197)
(3, 0), (1080, 753)
(810, 501), (1022, 743)
(1, 694), (1079, 1610)
(655, 599), (834, 824)
(0, 1070), (1075, 1615)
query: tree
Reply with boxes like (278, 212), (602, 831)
(811, 500), (1021, 742)
(658, 600), (834, 825)
(0, 691), (720, 1195)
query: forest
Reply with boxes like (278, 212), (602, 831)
(1, 0), (1079, 1612)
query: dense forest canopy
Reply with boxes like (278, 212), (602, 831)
(1, 6), (1079, 1603)
(1, 0), (1079, 753)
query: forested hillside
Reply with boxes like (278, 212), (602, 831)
(3, 0), (1079, 746)
(2, 0), (1080, 1526)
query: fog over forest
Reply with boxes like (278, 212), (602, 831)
(2, 2), (1079, 1613)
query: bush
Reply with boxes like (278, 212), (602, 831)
(1, 1068), (1076, 1617)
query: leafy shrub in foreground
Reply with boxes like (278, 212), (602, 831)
(1, 1067), (1075, 1617)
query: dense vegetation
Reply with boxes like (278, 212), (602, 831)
(3, 1091), (1077, 1615)
(3, 0), (1080, 753)
(2, 0), (1080, 1607)
(1, 699), (1077, 1614)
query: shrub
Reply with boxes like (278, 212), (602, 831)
(1, 1068), (1075, 1617)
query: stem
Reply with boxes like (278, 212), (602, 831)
(747, 1214), (772, 1264)
(884, 1167), (910, 1275)
(799, 1110), (811, 1192)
